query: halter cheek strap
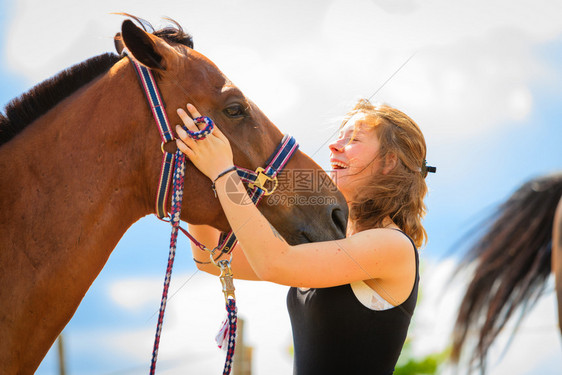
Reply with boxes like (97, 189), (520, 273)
(127, 54), (176, 219)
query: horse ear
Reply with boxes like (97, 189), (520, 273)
(121, 19), (175, 71)
(114, 32), (125, 55)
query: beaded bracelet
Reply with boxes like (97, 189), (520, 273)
(211, 166), (237, 197)
(193, 248), (227, 265)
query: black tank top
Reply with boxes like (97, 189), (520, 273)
(286, 231), (419, 375)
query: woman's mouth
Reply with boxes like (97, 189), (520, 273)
(331, 161), (349, 170)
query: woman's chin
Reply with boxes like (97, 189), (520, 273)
(332, 169), (351, 184)
(332, 175), (350, 197)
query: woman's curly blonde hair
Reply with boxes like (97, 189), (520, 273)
(343, 99), (429, 247)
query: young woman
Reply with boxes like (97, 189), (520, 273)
(176, 99), (432, 374)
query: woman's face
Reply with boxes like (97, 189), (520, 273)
(328, 113), (382, 200)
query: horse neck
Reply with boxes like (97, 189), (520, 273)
(0, 58), (159, 371)
(0, 57), (156, 254)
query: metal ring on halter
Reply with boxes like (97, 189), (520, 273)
(209, 246), (233, 267)
(160, 141), (178, 155)
(183, 116), (215, 140)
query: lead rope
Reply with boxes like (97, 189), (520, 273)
(149, 150), (186, 375)
(215, 260), (238, 375)
(126, 49), (242, 373)
(223, 299), (238, 374)
(149, 149), (239, 375)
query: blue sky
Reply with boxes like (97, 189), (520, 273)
(1, 0), (562, 374)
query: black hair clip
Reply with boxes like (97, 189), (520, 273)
(421, 159), (436, 178)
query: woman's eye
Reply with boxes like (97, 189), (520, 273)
(223, 104), (246, 118)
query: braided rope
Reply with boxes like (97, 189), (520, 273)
(149, 150), (238, 375)
(130, 53), (244, 374)
(183, 116), (215, 140)
(222, 299), (238, 375)
(149, 150), (185, 375)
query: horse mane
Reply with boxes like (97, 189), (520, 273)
(0, 53), (121, 146)
(0, 16), (193, 147)
(450, 172), (562, 372)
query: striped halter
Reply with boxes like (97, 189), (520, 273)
(127, 53), (298, 374)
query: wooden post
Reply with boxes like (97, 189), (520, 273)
(57, 334), (66, 375)
(233, 318), (252, 375)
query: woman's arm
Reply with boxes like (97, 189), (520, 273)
(212, 173), (414, 288)
(176, 104), (414, 288)
(188, 223), (262, 281)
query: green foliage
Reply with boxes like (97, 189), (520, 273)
(394, 338), (450, 375)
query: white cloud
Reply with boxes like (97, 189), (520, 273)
(324, 0), (562, 49)
(109, 277), (162, 310)
(4, 0), (562, 145)
(106, 272), (293, 374)
(206, 45), (300, 120)
(507, 86), (533, 121)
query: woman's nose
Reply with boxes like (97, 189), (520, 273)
(329, 138), (344, 153)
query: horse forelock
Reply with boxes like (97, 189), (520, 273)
(118, 13), (194, 49)
(154, 24), (194, 49)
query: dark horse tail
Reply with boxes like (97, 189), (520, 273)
(451, 172), (562, 371)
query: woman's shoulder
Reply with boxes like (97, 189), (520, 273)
(351, 227), (417, 295)
(351, 227), (416, 260)
(354, 227), (413, 245)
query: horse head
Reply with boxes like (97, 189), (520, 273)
(0, 16), (349, 373)
(117, 18), (348, 243)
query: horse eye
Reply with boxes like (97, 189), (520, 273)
(223, 104), (246, 118)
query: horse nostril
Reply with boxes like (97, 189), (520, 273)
(331, 207), (347, 238)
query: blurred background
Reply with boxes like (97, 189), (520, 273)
(1, 0), (561, 373)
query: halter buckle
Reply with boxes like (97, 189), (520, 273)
(248, 167), (278, 196)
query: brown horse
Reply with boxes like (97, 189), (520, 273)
(450, 172), (562, 372)
(0, 17), (347, 373)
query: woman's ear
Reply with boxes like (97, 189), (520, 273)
(382, 152), (398, 175)
(121, 19), (177, 70)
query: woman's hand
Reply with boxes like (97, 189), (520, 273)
(175, 103), (234, 181)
